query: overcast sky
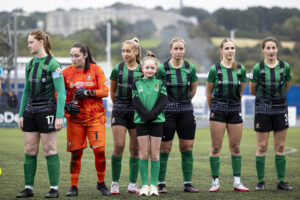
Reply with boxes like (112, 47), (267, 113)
(1, 0), (300, 13)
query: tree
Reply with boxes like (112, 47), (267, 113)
(180, 7), (211, 23)
(282, 16), (300, 41)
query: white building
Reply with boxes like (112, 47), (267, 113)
(46, 8), (197, 36)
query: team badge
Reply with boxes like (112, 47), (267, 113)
(154, 84), (159, 91)
(87, 75), (91, 80)
(256, 123), (260, 129)
(138, 85), (143, 92)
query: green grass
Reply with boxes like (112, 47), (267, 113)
(0, 128), (299, 199)
(111, 37), (162, 51)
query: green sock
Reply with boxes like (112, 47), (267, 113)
(150, 160), (160, 185)
(24, 154), (37, 186)
(209, 156), (220, 177)
(129, 157), (139, 183)
(275, 155), (286, 183)
(46, 154), (60, 186)
(111, 155), (122, 182)
(139, 159), (148, 186)
(231, 155), (242, 176)
(181, 151), (193, 182)
(158, 153), (169, 182)
(256, 156), (265, 183)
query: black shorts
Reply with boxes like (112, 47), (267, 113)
(136, 123), (163, 137)
(162, 111), (196, 142)
(23, 110), (56, 133)
(209, 111), (243, 124)
(255, 113), (289, 132)
(111, 110), (136, 130)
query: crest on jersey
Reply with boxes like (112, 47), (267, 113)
(87, 75), (92, 80)
(154, 84), (159, 91)
(138, 85), (143, 92)
(256, 123), (260, 129)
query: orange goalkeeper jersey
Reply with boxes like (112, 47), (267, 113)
(63, 63), (109, 126)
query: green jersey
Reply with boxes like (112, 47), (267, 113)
(250, 60), (292, 101)
(19, 55), (65, 118)
(207, 63), (247, 102)
(132, 76), (167, 124)
(157, 60), (198, 103)
(110, 62), (142, 100)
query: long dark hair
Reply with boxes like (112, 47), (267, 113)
(29, 30), (53, 56)
(71, 43), (96, 73)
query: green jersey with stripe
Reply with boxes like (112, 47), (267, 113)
(110, 62), (142, 100)
(132, 76), (167, 124)
(207, 63), (247, 102)
(19, 55), (65, 118)
(157, 60), (198, 103)
(250, 60), (292, 101)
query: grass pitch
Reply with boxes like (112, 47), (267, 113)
(0, 127), (299, 199)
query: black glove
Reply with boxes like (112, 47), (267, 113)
(65, 100), (80, 116)
(74, 88), (95, 99)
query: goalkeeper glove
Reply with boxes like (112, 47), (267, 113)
(74, 88), (95, 99)
(65, 100), (80, 116)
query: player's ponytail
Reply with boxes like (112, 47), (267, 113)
(141, 50), (159, 67)
(122, 37), (141, 64)
(29, 30), (54, 57)
(71, 43), (96, 73)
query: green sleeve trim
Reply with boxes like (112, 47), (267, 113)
(19, 81), (30, 117)
(53, 76), (66, 118)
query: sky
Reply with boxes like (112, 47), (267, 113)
(1, 0), (300, 13)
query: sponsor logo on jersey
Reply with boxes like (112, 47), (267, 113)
(74, 82), (94, 88)
(154, 84), (159, 91)
(138, 85), (143, 92)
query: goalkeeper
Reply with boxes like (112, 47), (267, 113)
(62, 43), (111, 197)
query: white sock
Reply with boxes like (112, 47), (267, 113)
(184, 181), (191, 185)
(50, 186), (58, 190)
(213, 178), (219, 185)
(25, 186), (33, 191)
(234, 176), (241, 184)
(158, 181), (166, 185)
(128, 183), (136, 186)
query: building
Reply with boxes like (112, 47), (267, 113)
(46, 8), (197, 36)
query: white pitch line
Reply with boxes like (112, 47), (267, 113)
(0, 147), (297, 165)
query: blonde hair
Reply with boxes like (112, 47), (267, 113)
(169, 37), (186, 49)
(220, 38), (237, 69)
(29, 30), (53, 56)
(122, 37), (141, 64)
(141, 50), (158, 67)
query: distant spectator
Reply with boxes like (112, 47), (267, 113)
(7, 90), (18, 108)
